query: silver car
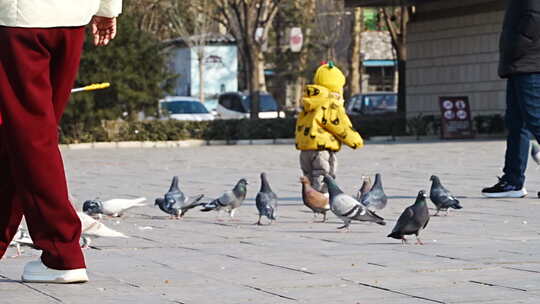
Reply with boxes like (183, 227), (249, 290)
(159, 96), (215, 121)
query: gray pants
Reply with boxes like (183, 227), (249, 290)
(300, 150), (337, 193)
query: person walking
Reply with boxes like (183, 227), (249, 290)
(295, 61), (364, 193)
(0, 0), (122, 283)
(482, 0), (540, 198)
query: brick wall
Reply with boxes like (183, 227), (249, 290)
(407, 0), (505, 118)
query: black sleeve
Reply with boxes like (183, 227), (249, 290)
(518, 0), (540, 42)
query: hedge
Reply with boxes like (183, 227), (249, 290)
(59, 114), (505, 144)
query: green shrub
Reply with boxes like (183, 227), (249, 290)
(59, 115), (410, 144)
(59, 113), (506, 145)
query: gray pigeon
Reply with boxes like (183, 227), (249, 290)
(324, 175), (386, 231)
(360, 173), (387, 210)
(255, 172), (278, 225)
(388, 190), (430, 245)
(201, 178), (248, 219)
(154, 176), (204, 219)
(429, 175), (462, 216)
(532, 142), (540, 165)
(354, 176), (371, 201)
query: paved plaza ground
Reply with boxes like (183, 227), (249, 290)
(1, 140), (540, 303)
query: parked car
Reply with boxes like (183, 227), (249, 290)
(159, 96), (215, 121)
(346, 92), (397, 115)
(216, 92), (285, 119)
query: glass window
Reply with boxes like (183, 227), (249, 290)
(241, 94), (278, 112)
(163, 100), (209, 114)
(362, 94), (397, 113)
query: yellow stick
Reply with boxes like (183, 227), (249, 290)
(71, 82), (111, 93)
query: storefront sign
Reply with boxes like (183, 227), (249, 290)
(439, 96), (474, 139)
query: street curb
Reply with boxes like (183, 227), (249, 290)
(60, 138), (296, 150)
(59, 135), (507, 150)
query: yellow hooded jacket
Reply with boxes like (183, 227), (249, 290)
(295, 85), (364, 151)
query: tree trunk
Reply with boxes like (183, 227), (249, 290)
(248, 47), (260, 119)
(198, 50), (205, 103)
(397, 5), (408, 115)
(382, 5), (408, 115)
(397, 58), (406, 114)
(347, 7), (363, 100)
(256, 50), (267, 92)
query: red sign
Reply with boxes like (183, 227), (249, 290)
(439, 96), (474, 139)
(290, 27), (303, 53)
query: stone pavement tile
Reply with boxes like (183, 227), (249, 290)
(2, 141), (538, 303)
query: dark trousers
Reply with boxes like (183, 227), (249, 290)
(502, 73), (540, 188)
(0, 26), (86, 270)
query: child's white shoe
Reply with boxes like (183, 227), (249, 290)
(21, 260), (88, 283)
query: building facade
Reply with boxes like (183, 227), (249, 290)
(347, 0), (506, 118)
(165, 34), (238, 103)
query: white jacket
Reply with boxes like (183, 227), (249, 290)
(0, 0), (122, 27)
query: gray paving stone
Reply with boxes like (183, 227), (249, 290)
(2, 140), (540, 303)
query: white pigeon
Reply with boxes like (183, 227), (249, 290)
(9, 228), (36, 257)
(77, 212), (128, 248)
(83, 197), (147, 217)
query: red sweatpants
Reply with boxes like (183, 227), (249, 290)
(0, 26), (86, 270)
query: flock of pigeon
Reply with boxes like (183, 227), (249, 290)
(8, 171), (463, 256)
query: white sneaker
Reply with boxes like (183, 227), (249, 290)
(21, 260), (88, 283)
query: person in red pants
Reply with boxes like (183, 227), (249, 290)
(0, 0), (122, 283)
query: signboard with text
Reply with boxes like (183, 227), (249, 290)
(439, 96), (474, 139)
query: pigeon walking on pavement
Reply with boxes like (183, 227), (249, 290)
(324, 175), (386, 231)
(201, 178), (248, 220)
(255, 173), (278, 225)
(9, 228), (37, 257)
(531, 142), (540, 165)
(83, 197), (147, 218)
(77, 212), (128, 248)
(355, 176), (372, 201)
(429, 175), (463, 216)
(154, 176), (205, 219)
(359, 173), (387, 211)
(387, 190), (430, 245)
(300, 176), (330, 222)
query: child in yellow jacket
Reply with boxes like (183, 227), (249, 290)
(295, 62), (364, 192)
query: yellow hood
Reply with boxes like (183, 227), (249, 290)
(313, 62), (346, 94)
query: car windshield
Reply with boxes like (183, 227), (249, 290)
(362, 94), (397, 112)
(162, 100), (210, 114)
(241, 94), (278, 112)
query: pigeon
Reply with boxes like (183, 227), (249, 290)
(429, 175), (463, 216)
(9, 228), (37, 257)
(83, 197), (147, 218)
(387, 190), (430, 245)
(324, 175), (386, 231)
(360, 173), (387, 211)
(77, 212), (128, 248)
(255, 172), (278, 225)
(300, 176), (330, 222)
(355, 175), (372, 201)
(154, 176), (205, 219)
(532, 142), (540, 165)
(201, 178), (248, 219)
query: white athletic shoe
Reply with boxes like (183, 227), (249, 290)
(21, 260), (88, 283)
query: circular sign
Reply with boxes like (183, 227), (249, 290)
(290, 27), (303, 53)
(455, 100), (466, 109)
(456, 109), (468, 120)
(443, 100), (454, 110)
(444, 110), (455, 120)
